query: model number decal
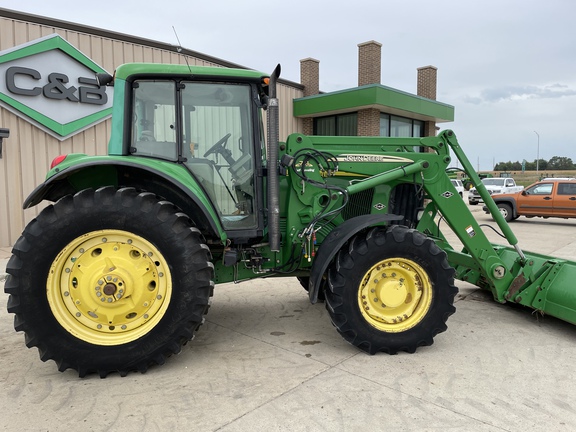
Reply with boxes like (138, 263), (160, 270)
(337, 154), (413, 163)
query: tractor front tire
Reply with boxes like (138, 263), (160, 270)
(5, 187), (214, 377)
(325, 225), (457, 355)
(297, 276), (325, 302)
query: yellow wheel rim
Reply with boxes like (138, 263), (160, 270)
(358, 258), (432, 333)
(47, 230), (172, 346)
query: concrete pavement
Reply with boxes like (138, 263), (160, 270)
(2, 206), (576, 431)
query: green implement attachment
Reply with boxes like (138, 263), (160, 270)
(426, 130), (576, 324)
(493, 246), (576, 324)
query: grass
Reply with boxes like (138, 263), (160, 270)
(489, 170), (576, 187)
(471, 170), (576, 187)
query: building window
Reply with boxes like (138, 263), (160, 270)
(379, 114), (424, 138)
(413, 120), (424, 138)
(391, 116), (412, 137)
(380, 113), (390, 137)
(314, 113), (357, 136)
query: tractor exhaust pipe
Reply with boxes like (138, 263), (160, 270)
(267, 64), (281, 252)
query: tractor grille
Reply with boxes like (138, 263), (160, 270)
(315, 221), (337, 242)
(342, 188), (374, 220)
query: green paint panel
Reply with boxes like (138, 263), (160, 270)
(114, 63), (268, 81)
(47, 154), (223, 233)
(293, 84), (454, 122)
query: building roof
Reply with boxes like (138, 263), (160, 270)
(0, 7), (303, 89)
(294, 84), (454, 123)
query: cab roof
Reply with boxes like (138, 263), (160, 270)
(114, 62), (269, 81)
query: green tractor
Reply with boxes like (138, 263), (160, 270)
(5, 63), (576, 377)
(462, 172), (493, 190)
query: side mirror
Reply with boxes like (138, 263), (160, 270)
(521, 190), (527, 196)
(96, 72), (114, 87)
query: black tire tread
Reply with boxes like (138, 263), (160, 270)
(4, 187), (214, 377)
(325, 225), (457, 355)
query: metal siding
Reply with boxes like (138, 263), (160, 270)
(0, 16), (302, 247)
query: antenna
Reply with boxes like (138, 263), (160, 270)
(172, 26), (192, 74)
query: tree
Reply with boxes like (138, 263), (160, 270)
(535, 158), (548, 170)
(494, 161), (518, 171)
(547, 156), (575, 170)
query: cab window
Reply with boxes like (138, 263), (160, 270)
(131, 81), (177, 160)
(181, 82), (257, 230)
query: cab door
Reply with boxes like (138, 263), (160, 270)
(516, 182), (555, 217)
(553, 182), (576, 217)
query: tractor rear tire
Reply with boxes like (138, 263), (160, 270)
(5, 187), (214, 377)
(325, 225), (457, 355)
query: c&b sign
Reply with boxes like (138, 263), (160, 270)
(0, 34), (113, 140)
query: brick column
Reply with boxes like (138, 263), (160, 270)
(357, 109), (381, 136)
(300, 58), (320, 135)
(417, 65), (437, 100)
(423, 121), (437, 137)
(300, 58), (320, 97)
(417, 65), (438, 137)
(357, 41), (382, 136)
(302, 118), (314, 135)
(358, 41), (382, 86)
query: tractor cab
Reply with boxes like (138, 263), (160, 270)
(126, 71), (268, 238)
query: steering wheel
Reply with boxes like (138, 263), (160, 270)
(203, 133), (232, 158)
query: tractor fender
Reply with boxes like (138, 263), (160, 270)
(308, 213), (403, 304)
(23, 159), (224, 241)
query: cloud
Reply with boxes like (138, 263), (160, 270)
(464, 84), (576, 104)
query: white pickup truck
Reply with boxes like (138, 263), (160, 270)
(468, 177), (524, 205)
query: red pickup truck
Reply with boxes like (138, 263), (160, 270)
(483, 178), (576, 221)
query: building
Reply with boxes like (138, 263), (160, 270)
(297, 41), (453, 139)
(0, 8), (453, 248)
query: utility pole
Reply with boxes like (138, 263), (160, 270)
(534, 131), (540, 174)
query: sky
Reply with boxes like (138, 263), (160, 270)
(2, 0), (575, 170)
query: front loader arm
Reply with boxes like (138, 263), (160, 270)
(424, 131), (576, 325)
(334, 130), (519, 303)
(281, 130), (576, 325)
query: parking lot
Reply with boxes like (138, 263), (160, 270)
(2, 198), (576, 431)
